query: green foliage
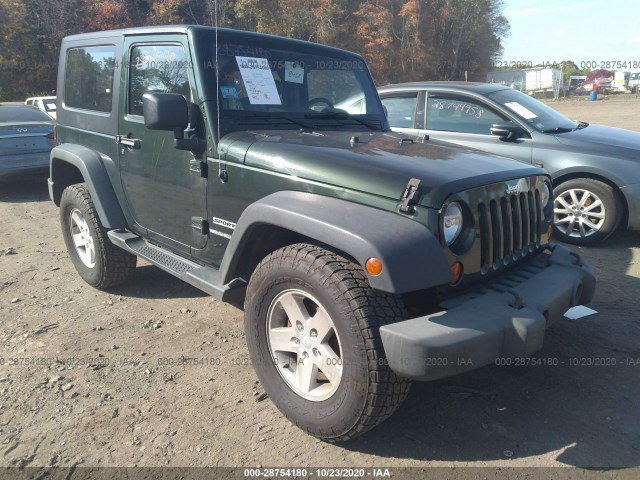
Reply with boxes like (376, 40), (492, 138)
(0, 0), (513, 100)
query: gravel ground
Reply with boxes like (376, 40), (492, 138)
(0, 95), (639, 473)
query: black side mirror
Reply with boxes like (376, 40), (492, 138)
(142, 93), (204, 154)
(142, 93), (188, 132)
(490, 123), (522, 141)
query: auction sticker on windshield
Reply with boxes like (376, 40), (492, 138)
(235, 56), (281, 105)
(285, 61), (304, 84)
(504, 101), (538, 120)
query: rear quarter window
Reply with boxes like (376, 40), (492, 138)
(64, 45), (116, 113)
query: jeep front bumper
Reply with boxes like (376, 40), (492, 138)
(379, 245), (596, 380)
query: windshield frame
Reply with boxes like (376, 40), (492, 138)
(486, 87), (577, 133)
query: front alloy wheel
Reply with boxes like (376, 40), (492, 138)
(552, 178), (621, 246)
(267, 289), (343, 401)
(554, 189), (606, 238)
(244, 243), (411, 442)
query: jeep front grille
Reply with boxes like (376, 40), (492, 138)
(478, 189), (542, 273)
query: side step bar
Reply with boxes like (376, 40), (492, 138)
(107, 230), (246, 303)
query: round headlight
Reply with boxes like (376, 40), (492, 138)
(541, 182), (551, 208)
(443, 202), (463, 246)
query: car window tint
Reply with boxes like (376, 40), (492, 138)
(64, 46), (116, 112)
(0, 106), (52, 122)
(129, 44), (191, 116)
(426, 95), (507, 135)
(380, 93), (418, 128)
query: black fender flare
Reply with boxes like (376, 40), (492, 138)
(49, 144), (127, 229)
(219, 191), (452, 294)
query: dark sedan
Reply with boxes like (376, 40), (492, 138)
(0, 105), (55, 179)
(376, 82), (640, 245)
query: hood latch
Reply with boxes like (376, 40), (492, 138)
(399, 178), (421, 214)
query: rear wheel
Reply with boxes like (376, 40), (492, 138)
(553, 178), (621, 245)
(244, 243), (411, 442)
(60, 183), (136, 289)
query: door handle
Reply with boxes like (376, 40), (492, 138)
(115, 135), (141, 149)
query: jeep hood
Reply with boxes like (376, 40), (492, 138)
(219, 130), (543, 208)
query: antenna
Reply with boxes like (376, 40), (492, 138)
(214, 0), (225, 181)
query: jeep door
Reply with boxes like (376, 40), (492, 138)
(118, 37), (206, 255)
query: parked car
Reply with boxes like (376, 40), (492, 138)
(377, 82), (640, 245)
(0, 105), (55, 179)
(48, 26), (595, 442)
(24, 96), (57, 120)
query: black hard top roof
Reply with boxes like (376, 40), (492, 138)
(62, 25), (362, 59)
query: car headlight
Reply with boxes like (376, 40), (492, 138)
(540, 182), (551, 208)
(443, 202), (463, 246)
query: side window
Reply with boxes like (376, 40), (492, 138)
(64, 45), (116, 112)
(129, 44), (191, 116)
(380, 93), (418, 128)
(426, 94), (508, 135)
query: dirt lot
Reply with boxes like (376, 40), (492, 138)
(543, 94), (640, 130)
(1, 95), (639, 473)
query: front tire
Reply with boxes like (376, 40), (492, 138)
(60, 183), (136, 289)
(553, 178), (621, 246)
(244, 244), (411, 442)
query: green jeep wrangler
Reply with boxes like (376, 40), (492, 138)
(49, 26), (596, 442)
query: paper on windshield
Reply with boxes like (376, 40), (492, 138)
(504, 102), (537, 120)
(235, 56), (281, 105)
(285, 61), (304, 84)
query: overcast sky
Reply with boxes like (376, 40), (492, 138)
(501, 0), (640, 70)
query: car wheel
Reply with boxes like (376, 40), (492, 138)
(60, 183), (136, 288)
(244, 243), (411, 442)
(553, 178), (621, 246)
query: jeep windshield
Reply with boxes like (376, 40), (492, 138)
(196, 32), (388, 135)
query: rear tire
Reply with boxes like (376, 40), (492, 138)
(553, 178), (621, 246)
(244, 243), (411, 442)
(60, 183), (136, 289)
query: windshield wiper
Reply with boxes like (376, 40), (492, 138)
(576, 121), (589, 129)
(541, 126), (575, 134)
(304, 111), (380, 131)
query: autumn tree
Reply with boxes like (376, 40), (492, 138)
(353, 0), (395, 82)
(1, 0), (512, 100)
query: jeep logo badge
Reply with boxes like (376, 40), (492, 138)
(506, 183), (520, 195)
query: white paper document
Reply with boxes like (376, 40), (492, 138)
(504, 102), (538, 120)
(563, 305), (598, 320)
(285, 61), (304, 84)
(235, 56), (281, 105)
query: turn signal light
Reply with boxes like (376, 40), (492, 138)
(450, 262), (463, 285)
(365, 257), (383, 276)
(547, 223), (553, 240)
